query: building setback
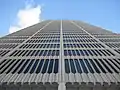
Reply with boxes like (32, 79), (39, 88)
(0, 20), (120, 90)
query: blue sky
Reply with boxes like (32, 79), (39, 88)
(0, 0), (120, 36)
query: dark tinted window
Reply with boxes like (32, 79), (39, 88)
(70, 59), (76, 73)
(65, 59), (70, 73)
(36, 59), (44, 73)
(79, 59), (88, 73)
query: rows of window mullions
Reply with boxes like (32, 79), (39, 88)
(65, 58), (120, 73)
(30, 36), (60, 40)
(63, 33), (88, 35)
(0, 40), (25, 43)
(96, 59), (112, 73)
(26, 38), (60, 43)
(31, 36), (60, 39)
(0, 44), (18, 49)
(94, 35), (120, 38)
(35, 33), (60, 36)
(10, 49), (60, 57)
(114, 49), (120, 54)
(19, 44), (60, 49)
(62, 31), (86, 33)
(99, 38), (120, 42)
(0, 50), (10, 57)
(105, 43), (120, 49)
(0, 59), (58, 74)
(64, 43), (105, 49)
(63, 35), (92, 38)
(63, 38), (97, 43)
(64, 49), (115, 57)
(95, 35), (120, 39)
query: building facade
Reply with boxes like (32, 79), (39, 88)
(0, 20), (120, 90)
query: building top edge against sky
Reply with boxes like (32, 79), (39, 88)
(0, 20), (120, 90)
(0, 0), (120, 37)
(0, 19), (119, 38)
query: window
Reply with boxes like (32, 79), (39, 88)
(76, 50), (80, 56)
(72, 50), (76, 56)
(12, 59), (25, 73)
(106, 50), (115, 56)
(94, 59), (106, 73)
(52, 50), (55, 56)
(83, 50), (89, 56)
(35, 50), (40, 56)
(0, 59), (7, 66)
(41, 59), (49, 73)
(87, 50), (93, 56)
(43, 50), (48, 56)
(57, 44), (60, 48)
(70, 59), (76, 73)
(64, 50), (67, 56)
(74, 59), (82, 73)
(36, 59), (44, 73)
(22, 50), (29, 56)
(105, 59), (118, 73)
(39, 50), (44, 56)
(24, 59), (34, 73)
(47, 50), (51, 56)
(109, 59), (120, 70)
(46, 44), (50, 48)
(50, 44), (53, 48)
(89, 59), (100, 73)
(48, 59), (54, 73)
(65, 59), (70, 73)
(18, 59), (29, 74)
(84, 59), (94, 73)
(79, 59), (88, 73)
(56, 50), (59, 56)
(99, 59), (112, 73)
(18, 50), (25, 56)
(54, 59), (58, 73)
(79, 50), (85, 56)
(91, 50), (98, 56)
(30, 59), (39, 73)
(68, 50), (72, 56)
(26, 50), (32, 56)
(2, 59), (15, 73)
(30, 50), (36, 56)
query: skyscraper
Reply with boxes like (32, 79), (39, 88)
(0, 20), (120, 90)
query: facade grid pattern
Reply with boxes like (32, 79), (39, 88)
(0, 20), (120, 90)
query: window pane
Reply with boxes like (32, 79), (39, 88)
(94, 59), (106, 73)
(89, 59), (100, 73)
(74, 59), (82, 73)
(79, 59), (88, 73)
(65, 59), (70, 73)
(18, 59), (29, 74)
(64, 50), (67, 56)
(24, 59), (34, 73)
(54, 59), (58, 73)
(84, 59), (94, 73)
(42, 59), (49, 73)
(70, 59), (76, 73)
(36, 59), (44, 73)
(39, 50), (44, 56)
(48, 59), (54, 73)
(30, 59), (39, 73)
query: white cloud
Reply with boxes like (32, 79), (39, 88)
(9, 1), (42, 33)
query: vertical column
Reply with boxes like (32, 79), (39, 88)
(58, 20), (66, 90)
(58, 83), (66, 90)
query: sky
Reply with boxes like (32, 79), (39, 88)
(0, 0), (120, 36)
